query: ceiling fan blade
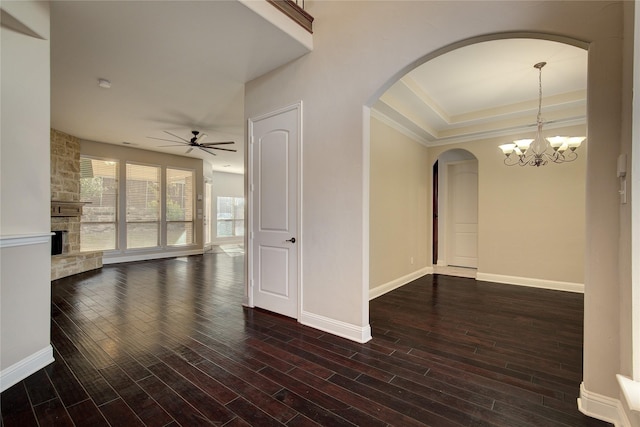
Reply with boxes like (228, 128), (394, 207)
(199, 146), (217, 156)
(158, 144), (189, 147)
(185, 147), (194, 154)
(147, 136), (189, 144)
(200, 141), (235, 146)
(163, 130), (191, 143)
(208, 146), (237, 152)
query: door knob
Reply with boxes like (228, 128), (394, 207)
(286, 237), (296, 243)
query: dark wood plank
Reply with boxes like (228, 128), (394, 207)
(98, 364), (173, 427)
(0, 383), (38, 427)
(146, 361), (235, 424)
(43, 350), (90, 407)
(1, 253), (612, 427)
(137, 373), (213, 426)
(65, 399), (110, 427)
(98, 398), (145, 427)
(22, 369), (57, 406)
(32, 398), (74, 426)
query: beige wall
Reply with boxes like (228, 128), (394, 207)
(370, 117), (430, 289)
(617, 1), (636, 421)
(245, 0), (627, 408)
(81, 140), (204, 262)
(370, 118), (586, 293)
(430, 124), (587, 285)
(0, 0), (53, 387)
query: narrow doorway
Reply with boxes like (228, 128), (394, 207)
(433, 149), (478, 278)
(432, 160), (439, 264)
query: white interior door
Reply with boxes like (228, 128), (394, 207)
(249, 103), (300, 318)
(447, 160), (478, 268)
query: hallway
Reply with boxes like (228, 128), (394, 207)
(1, 253), (608, 426)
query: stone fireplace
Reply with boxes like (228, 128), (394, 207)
(51, 129), (102, 280)
(51, 230), (66, 255)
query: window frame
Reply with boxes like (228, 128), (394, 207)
(125, 161), (161, 250)
(79, 156), (119, 252)
(166, 167), (196, 247)
(216, 196), (245, 238)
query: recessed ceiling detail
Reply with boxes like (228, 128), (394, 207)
(373, 39), (587, 146)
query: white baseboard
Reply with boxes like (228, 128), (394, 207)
(102, 248), (203, 265)
(617, 375), (640, 426)
(300, 310), (372, 343)
(578, 382), (630, 426)
(1, 345), (54, 392)
(476, 272), (584, 293)
(369, 266), (432, 300)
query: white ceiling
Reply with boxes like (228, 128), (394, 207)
(50, 0), (311, 174)
(374, 38), (587, 146)
(50, 3), (588, 174)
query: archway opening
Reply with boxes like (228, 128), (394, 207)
(368, 35), (587, 299)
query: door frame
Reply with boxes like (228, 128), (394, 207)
(445, 159), (478, 268)
(246, 101), (303, 318)
(433, 151), (478, 268)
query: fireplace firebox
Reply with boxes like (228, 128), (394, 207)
(51, 230), (67, 255)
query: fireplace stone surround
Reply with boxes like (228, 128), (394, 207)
(50, 129), (102, 280)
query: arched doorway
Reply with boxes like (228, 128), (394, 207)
(432, 149), (478, 277)
(369, 36), (587, 293)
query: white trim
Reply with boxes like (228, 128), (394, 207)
(578, 382), (630, 427)
(370, 108), (429, 145)
(631, 0), (640, 381)
(102, 248), (203, 264)
(247, 101), (303, 319)
(300, 310), (372, 344)
(476, 272), (584, 293)
(370, 106), (585, 148)
(1, 345), (54, 392)
(369, 267), (432, 300)
(0, 233), (52, 248)
(618, 374), (640, 413)
(297, 101), (304, 322)
(238, 0), (313, 52)
(362, 106), (372, 329)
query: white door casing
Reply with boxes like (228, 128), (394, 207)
(447, 160), (478, 268)
(248, 102), (301, 319)
(204, 180), (212, 249)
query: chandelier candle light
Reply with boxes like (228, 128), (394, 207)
(499, 62), (585, 167)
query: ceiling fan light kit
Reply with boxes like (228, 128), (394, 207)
(499, 61), (585, 167)
(148, 130), (237, 156)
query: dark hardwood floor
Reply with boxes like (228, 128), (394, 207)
(1, 252), (610, 426)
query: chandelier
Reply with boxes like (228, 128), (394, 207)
(498, 62), (585, 167)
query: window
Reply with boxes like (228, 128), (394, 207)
(80, 158), (118, 251)
(166, 168), (195, 246)
(217, 196), (244, 237)
(205, 182), (212, 245)
(126, 163), (160, 249)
